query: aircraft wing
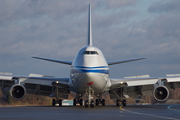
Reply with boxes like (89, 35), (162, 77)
(109, 76), (180, 101)
(110, 76), (180, 88)
(107, 57), (146, 65)
(32, 56), (72, 65)
(0, 75), (70, 99)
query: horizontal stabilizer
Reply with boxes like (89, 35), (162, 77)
(108, 57), (146, 65)
(32, 56), (72, 65)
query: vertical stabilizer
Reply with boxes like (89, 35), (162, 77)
(87, 4), (92, 46)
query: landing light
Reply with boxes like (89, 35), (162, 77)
(56, 81), (59, 83)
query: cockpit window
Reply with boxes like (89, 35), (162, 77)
(91, 51), (98, 54)
(83, 51), (98, 55)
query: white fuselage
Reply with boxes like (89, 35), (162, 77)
(69, 46), (111, 94)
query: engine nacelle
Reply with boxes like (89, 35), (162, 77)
(9, 84), (26, 100)
(153, 85), (169, 102)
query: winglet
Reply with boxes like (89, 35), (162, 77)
(87, 4), (92, 46)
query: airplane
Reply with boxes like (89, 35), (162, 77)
(0, 4), (180, 108)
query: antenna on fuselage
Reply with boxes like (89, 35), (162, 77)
(87, 4), (92, 46)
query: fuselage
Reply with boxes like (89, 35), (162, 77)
(70, 46), (111, 94)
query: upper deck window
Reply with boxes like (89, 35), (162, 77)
(83, 51), (98, 55)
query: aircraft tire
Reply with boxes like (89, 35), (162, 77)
(96, 99), (99, 106)
(73, 99), (77, 106)
(85, 100), (88, 108)
(102, 99), (105, 106)
(80, 99), (83, 106)
(91, 100), (94, 108)
(59, 99), (62, 106)
(116, 99), (120, 106)
(122, 99), (126, 106)
(52, 99), (55, 106)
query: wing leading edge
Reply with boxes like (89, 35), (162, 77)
(108, 57), (146, 65)
(32, 56), (72, 65)
(110, 76), (180, 89)
(0, 75), (70, 88)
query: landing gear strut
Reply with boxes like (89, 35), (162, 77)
(115, 87), (126, 106)
(52, 85), (62, 107)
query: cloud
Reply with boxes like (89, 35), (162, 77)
(0, 0), (180, 78)
(105, 0), (138, 8)
(92, 9), (136, 29)
(148, 0), (180, 13)
(160, 64), (180, 71)
(0, 0), (139, 58)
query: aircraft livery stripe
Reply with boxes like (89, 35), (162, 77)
(74, 66), (108, 69)
(77, 69), (109, 74)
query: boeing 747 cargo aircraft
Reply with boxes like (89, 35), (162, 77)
(0, 4), (180, 108)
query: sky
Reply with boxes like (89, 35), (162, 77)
(0, 0), (180, 78)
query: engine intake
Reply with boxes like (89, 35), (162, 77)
(10, 84), (26, 100)
(153, 85), (169, 102)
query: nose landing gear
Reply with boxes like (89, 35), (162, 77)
(85, 87), (95, 108)
(85, 100), (94, 108)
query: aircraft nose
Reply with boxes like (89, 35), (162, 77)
(83, 73), (95, 83)
(82, 73), (104, 86)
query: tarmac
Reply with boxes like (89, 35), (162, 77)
(0, 104), (180, 120)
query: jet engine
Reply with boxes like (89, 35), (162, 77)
(153, 85), (169, 102)
(9, 84), (26, 100)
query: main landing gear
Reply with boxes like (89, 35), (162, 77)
(73, 98), (83, 106)
(115, 87), (127, 107)
(52, 98), (62, 106)
(52, 85), (62, 107)
(73, 93), (83, 106)
(95, 99), (105, 106)
(116, 99), (126, 106)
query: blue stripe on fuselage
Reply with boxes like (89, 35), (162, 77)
(74, 66), (108, 69)
(78, 69), (109, 74)
(72, 66), (109, 74)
